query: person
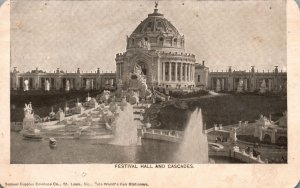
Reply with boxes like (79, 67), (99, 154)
(246, 147), (250, 154)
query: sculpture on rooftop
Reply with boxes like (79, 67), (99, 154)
(24, 80), (29, 91)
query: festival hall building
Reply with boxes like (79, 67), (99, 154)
(115, 5), (197, 89)
(10, 5), (287, 94)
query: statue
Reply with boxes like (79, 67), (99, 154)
(24, 102), (34, 118)
(215, 79), (221, 92)
(65, 80), (70, 91)
(45, 80), (50, 91)
(128, 91), (139, 105)
(23, 102), (35, 130)
(86, 79), (90, 90)
(117, 79), (123, 85)
(155, 1), (158, 9)
(138, 38), (150, 50)
(230, 127), (238, 143)
(24, 80), (29, 91)
(259, 79), (267, 94)
(49, 106), (55, 118)
(134, 64), (143, 76)
(146, 41), (150, 50)
(237, 79), (244, 93)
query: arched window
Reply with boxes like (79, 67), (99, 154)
(174, 38), (177, 46)
(131, 38), (135, 46)
(157, 21), (162, 28)
(146, 22), (152, 31)
(144, 37), (148, 42)
(159, 37), (164, 46)
(156, 21), (162, 31)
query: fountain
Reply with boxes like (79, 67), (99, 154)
(176, 108), (209, 163)
(109, 100), (138, 146)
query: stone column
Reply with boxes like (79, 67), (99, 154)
(190, 64), (192, 81)
(116, 64), (118, 79)
(162, 62), (165, 82)
(190, 64), (192, 82)
(192, 65), (195, 81)
(244, 79), (248, 91)
(268, 79), (272, 91)
(117, 64), (120, 79)
(222, 79), (225, 90)
(180, 63), (183, 82)
(187, 64), (189, 82)
(119, 63), (122, 79)
(193, 65), (195, 81)
(175, 62), (178, 81)
(169, 62), (172, 82)
(185, 63), (188, 82)
(191, 64), (193, 82)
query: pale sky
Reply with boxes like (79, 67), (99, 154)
(11, 0), (286, 73)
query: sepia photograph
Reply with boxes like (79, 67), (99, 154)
(9, 0), (287, 165)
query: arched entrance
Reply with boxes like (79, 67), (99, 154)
(137, 61), (147, 76)
(130, 54), (153, 87)
(263, 134), (271, 143)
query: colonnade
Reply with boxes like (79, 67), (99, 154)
(212, 78), (227, 92)
(161, 62), (194, 82)
(116, 63), (123, 80)
(14, 76), (115, 91)
(211, 77), (250, 92)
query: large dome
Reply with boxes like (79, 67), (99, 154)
(131, 9), (180, 36)
(126, 7), (185, 52)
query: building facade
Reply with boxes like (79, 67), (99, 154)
(208, 66), (287, 92)
(115, 6), (196, 90)
(194, 61), (209, 89)
(10, 67), (116, 91)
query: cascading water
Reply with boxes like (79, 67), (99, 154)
(109, 101), (138, 146)
(176, 108), (209, 163)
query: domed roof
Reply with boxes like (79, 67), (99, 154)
(131, 8), (180, 37)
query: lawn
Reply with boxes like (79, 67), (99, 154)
(157, 94), (287, 131)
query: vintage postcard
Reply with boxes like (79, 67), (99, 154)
(1, 0), (300, 187)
